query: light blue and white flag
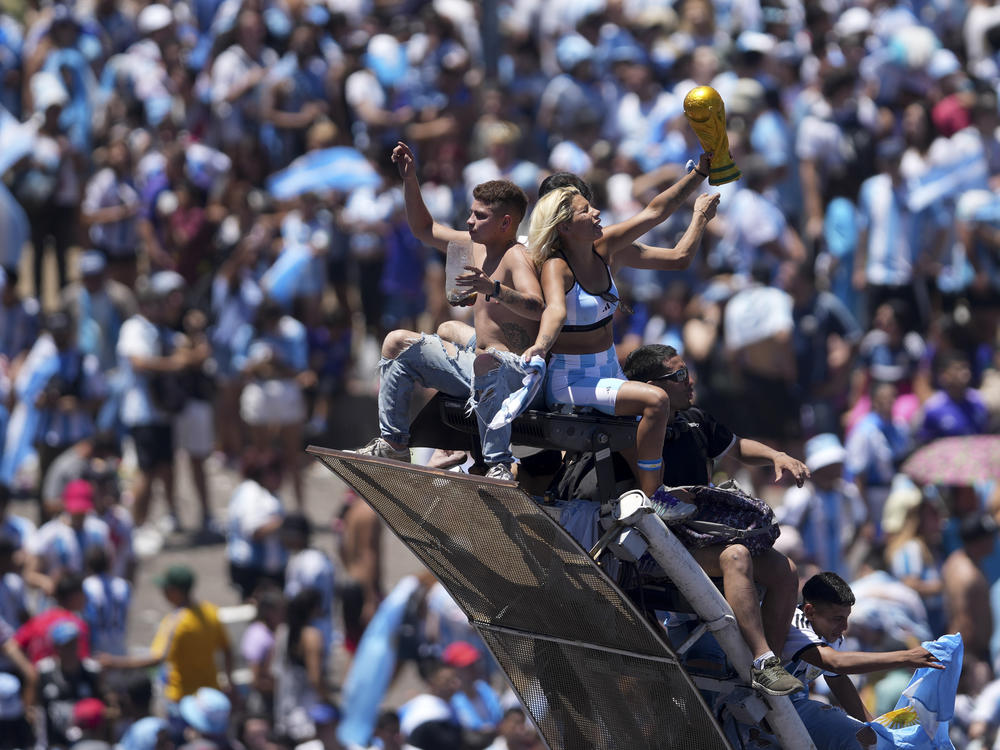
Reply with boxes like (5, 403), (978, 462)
(266, 146), (381, 200)
(907, 135), (989, 213)
(487, 355), (546, 430)
(0, 104), (38, 177)
(867, 632), (963, 750)
(337, 575), (422, 747)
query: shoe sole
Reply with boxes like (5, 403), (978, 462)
(751, 678), (803, 697)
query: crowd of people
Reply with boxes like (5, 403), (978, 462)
(0, 0), (999, 745)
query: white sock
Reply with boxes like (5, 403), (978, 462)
(752, 650), (776, 670)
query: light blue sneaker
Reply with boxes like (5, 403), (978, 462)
(649, 487), (697, 523)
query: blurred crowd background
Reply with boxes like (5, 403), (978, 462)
(1, 0), (1000, 746)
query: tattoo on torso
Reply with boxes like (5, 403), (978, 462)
(499, 321), (533, 353)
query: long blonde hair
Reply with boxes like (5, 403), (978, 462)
(528, 186), (580, 270)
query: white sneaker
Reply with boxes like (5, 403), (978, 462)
(352, 437), (411, 462)
(485, 464), (515, 482)
(649, 486), (697, 523)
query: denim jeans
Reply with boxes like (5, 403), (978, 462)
(471, 349), (543, 467)
(792, 694), (867, 750)
(377, 334), (475, 445)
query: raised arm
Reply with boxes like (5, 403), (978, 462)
(611, 193), (720, 272)
(522, 259), (570, 360)
(392, 141), (470, 251)
(598, 153), (711, 259)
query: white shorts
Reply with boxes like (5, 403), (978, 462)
(173, 399), (215, 458)
(544, 344), (626, 416)
(240, 379), (307, 426)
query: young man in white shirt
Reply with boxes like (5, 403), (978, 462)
(782, 572), (944, 750)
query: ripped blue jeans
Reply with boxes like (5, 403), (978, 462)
(377, 334), (475, 445)
(471, 349), (543, 467)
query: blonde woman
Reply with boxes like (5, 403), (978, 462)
(522, 160), (719, 506)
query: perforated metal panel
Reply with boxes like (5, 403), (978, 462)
(309, 448), (731, 750)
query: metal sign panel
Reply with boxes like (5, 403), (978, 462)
(308, 448), (732, 750)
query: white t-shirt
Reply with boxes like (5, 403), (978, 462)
(82, 573), (132, 655)
(116, 314), (163, 426)
(226, 480), (285, 572)
(28, 516), (112, 578)
(782, 608), (846, 686)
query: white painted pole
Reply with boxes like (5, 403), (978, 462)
(635, 512), (818, 750)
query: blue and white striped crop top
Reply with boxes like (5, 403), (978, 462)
(561, 252), (619, 333)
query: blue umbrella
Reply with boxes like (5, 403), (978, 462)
(266, 146), (381, 199)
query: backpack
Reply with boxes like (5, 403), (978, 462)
(670, 480), (780, 556)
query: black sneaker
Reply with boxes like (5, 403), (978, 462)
(751, 657), (805, 696)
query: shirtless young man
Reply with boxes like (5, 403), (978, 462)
(355, 142), (545, 480)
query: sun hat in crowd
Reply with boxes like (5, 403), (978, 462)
(63, 479), (95, 514)
(881, 475), (924, 534)
(149, 270), (185, 297)
(120, 717), (170, 750)
(179, 687), (231, 735)
(442, 640), (481, 668)
(0, 673), (22, 720)
(804, 433), (846, 473)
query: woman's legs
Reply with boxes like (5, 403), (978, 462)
(613, 381), (670, 497)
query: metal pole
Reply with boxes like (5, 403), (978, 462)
(635, 513), (818, 750)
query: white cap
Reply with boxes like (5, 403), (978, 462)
(31, 71), (69, 113)
(834, 7), (872, 37)
(137, 4), (173, 34)
(150, 270), (185, 297)
(804, 433), (846, 472)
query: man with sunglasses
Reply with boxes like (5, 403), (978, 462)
(622, 343), (810, 696)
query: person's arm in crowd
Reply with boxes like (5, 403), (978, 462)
(259, 80), (326, 130)
(599, 153), (712, 259)
(137, 218), (176, 271)
(611, 193), (719, 273)
(301, 626), (331, 704)
(81, 173), (139, 227)
(823, 673), (871, 723)
(22, 555), (55, 598)
(799, 157), (825, 244)
(731, 437), (809, 487)
(799, 642), (942, 677)
(391, 141), (468, 252)
(852, 224), (869, 291)
(3, 638), (36, 712)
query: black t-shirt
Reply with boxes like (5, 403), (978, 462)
(660, 408), (735, 487)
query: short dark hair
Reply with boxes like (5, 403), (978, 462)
(934, 349), (970, 376)
(623, 344), (679, 382)
(55, 572), (85, 605)
(538, 172), (594, 203)
(472, 180), (528, 224)
(959, 514), (998, 544)
(86, 546), (110, 576)
(802, 572), (855, 607)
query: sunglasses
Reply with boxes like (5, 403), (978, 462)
(599, 290), (633, 315)
(650, 366), (689, 384)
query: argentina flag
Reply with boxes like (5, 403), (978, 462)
(0, 104), (37, 177)
(868, 633), (963, 750)
(266, 146), (381, 200)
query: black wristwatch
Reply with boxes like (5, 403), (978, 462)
(486, 280), (501, 302)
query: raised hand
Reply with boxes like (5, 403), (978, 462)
(391, 141), (417, 180)
(694, 192), (721, 221)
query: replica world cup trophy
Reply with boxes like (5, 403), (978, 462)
(683, 85), (741, 186)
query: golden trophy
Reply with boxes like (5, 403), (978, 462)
(683, 85), (741, 185)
